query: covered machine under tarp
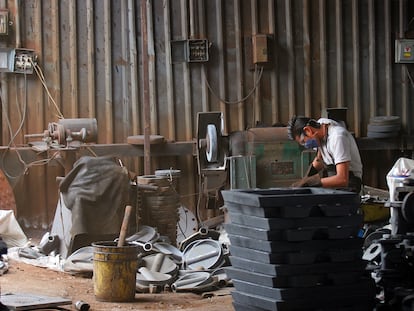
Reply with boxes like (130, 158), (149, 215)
(52, 156), (131, 258)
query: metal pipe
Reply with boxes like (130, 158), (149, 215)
(163, 0), (175, 140)
(147, 1), (158, 134)
(368, 0), (377, 117)
(128, 0), (139, 135)
(185, 249), (220, 265)
(351, 0), (361, 136)
(335, 0), (344, 108)
(285, 0), (295, 117)
(319, 0), (327, 111)
(268, 0), (278, 125)
(171, 274), (209, 291)
(131, 241), (153, 252)
(141, 0), (151, 175)
(303, 0), (311, 116)
(86, 0), (95, 117)
(151, 253), (165, 272)
(138, 267), (156, 280)
(104, 0), (113, 142)
(14, 0), (21, 48)
(234, 0), (244, 129)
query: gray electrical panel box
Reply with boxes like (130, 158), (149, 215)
(395, 39), (414, 63)
(171, 39), (209, 63)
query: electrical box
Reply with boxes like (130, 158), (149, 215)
(0, 48), (36, 74)
(0, 48), (15, 72)
(14, 49), (36, 74)
(252, 34), (271, 64)
(395, 39), (414, 63)
(171, 39), (209, 63)
(0, 9), (9, 36)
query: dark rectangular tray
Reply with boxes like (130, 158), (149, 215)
(226, 265), (366, 288)
(225, 223), (360, 241)
(227, 234), (363, 253)
(228, 256), (367, 278)
(233, 302), (267, 311)
(232, 278), (376, 300)
(231, 289), (376, 311)
(222, 188), (360, 218)
(228, 212), (364, 230)
(229, 245), (363, 265)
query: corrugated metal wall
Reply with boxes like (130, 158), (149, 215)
(0, 0), (413, 229)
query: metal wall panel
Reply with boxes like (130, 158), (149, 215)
(0, 0), (412, 228)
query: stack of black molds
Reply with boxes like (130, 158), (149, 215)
(222, 188), (376, 311)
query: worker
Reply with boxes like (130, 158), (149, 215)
(287, 115), (363, 193)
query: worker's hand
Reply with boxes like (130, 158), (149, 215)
(291, 174), (322, 187)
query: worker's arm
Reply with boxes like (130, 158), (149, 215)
(320, 161), (350, 188)
(308, 151), (324, 175)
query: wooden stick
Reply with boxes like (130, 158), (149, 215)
(117, 205), (132, 247)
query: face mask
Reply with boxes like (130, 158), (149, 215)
(304, 138), (318, 149)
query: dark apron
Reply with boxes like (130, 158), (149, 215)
(325, 165), (362, 193)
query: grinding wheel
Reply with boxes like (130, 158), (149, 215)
(402, 191), (414, 223)
(206, 124), (218, 162)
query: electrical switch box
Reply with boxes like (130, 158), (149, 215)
(0, 9), (9, 36)
(0, 48), (36, 74)
(171, 39), (209, 63)
(252, 34), (270, 64)
(0, 48), (15, 72)
(395, 39), (414, 63)
(14, 48), (36, 74)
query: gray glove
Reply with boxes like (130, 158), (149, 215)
(291, 174), (322, 187)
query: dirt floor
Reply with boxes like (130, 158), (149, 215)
(0, 230), (235, 311)
(0, 259), (235, 311)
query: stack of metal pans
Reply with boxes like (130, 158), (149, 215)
(222, 188), (376, 311)
(367, 116), (401, 138)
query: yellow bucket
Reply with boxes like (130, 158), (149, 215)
(92, 241), (138, 302)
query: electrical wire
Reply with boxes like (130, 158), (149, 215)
(31, 58), (64, 120)
(8, 72), (28, 146)
(0, 72), (30, 180)
(0, 61), (65, 182)
(203, 64), (264, 105)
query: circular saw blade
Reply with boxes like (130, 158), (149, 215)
(0, 169), (17, 216)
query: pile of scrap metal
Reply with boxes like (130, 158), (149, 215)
(363, 158), (414, 310)
(61, 224), (231, 294)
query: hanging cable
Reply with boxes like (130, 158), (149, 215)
(203, 64), (264, 105)
(0, 69), (63, 182)
(31, 59), (64, 119)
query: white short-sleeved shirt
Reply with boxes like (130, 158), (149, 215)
(317, 118), (363, 179)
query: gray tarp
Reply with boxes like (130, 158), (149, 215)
(59, 156), (130, 236)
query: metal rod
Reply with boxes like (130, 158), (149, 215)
(351, 0), (361, 136)
(141, 0), (151, 175)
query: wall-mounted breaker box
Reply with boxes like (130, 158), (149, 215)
(252, 34), (271, 64)
(0, 48), (15, 72)
(0, 9), (9, 36)
(395, 39), (414, 63)
(0, 48), (36, 74)
(171, 39), (209, 63)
